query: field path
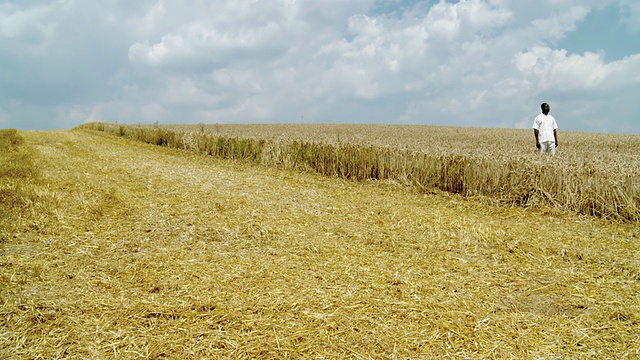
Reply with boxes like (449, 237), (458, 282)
(2, 129), (639, 358)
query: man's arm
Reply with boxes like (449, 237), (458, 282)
(553, 129), (558, 148)
(534, 129), (540, 149)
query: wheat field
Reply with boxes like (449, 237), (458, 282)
(1, 126), (639, 359)
(78, 122), (640, 222)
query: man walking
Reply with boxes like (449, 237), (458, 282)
(533, 102), (558, 156)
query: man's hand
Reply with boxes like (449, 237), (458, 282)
(555, 141), (558, 148)
(536, 142), (541, 149)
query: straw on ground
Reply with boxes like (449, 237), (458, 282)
(1, 128), (639, 359)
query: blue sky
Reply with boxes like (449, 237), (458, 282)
(1, 0), (639, 134)
(558, 3), (640, 61)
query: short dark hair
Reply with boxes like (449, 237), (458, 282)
(541, 102), (549, 109)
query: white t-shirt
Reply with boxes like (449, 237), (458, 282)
(532, 113), (558, 143)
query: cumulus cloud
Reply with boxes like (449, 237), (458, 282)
(0, 0), (638, 133)
(516, 46), (640, 92)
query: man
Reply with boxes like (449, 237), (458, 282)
(532, 102), (558, 156)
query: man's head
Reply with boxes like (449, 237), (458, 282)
(541, 103), (550, 115)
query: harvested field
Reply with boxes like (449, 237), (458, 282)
(1, 128), (639, 359)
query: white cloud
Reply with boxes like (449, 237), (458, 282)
(0, 0), (638, 133)
(424, 0), (513, 40)
(139, 1), (166, 34)
(516, 45), (640, 92)
(529, 5), (590, 40)
(0, 2), (59, 55)
(128, 21), (289, 70)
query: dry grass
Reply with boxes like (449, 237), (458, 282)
(1, 129), (639, 358)
(0, 129), (47, 240)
